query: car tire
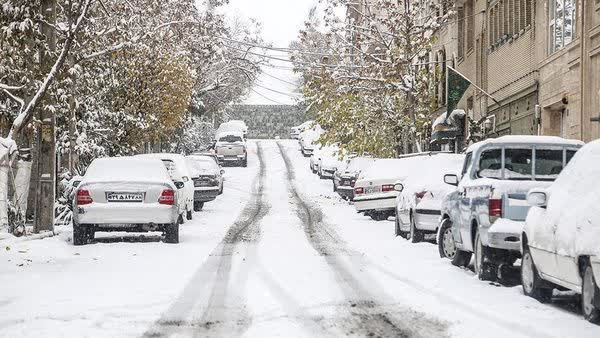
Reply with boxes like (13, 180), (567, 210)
(186, 209), (193, 220)
(521, 244), (552, 303)
(582, 262), (600, 323)
(194, 201), (204, 212)
(371, 212), (388, 221)
(438, 219), (458, 259)
(474, 230), (496, 281)
(242, 159), (248, 167)
(73, 224), (88, 246)
(219, 184), (224, 195)
(395, 212), (408, 239)
(164, 223), (179, 244)
(410, 214), (424, 243)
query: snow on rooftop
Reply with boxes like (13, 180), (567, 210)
(466, 135), (584, 153)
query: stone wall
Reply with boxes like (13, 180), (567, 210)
(225, 105), (307, 139)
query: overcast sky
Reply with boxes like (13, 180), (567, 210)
(218, 0), (318, 105)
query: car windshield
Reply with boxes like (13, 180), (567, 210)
(219, 135), (243, 142)
(189, 159), (218, 172)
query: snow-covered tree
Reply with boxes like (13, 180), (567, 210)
(292, 0), (454, 157)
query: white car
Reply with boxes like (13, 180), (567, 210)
(317, 146), (345, 179)
(291, 120), (314, 139)
(186, 155), (225, 211)
(136, 153), (195, 221)
(521, 140), (600, 322)
(214, 131), (248, 167)
(353, 156), (427, 221)
(299, 124), (323, 157)
(217, 120), (248, 138)
(394, 153), (465, 242)
(73, 157), (182, 245)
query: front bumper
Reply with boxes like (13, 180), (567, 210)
(194, 188), (219, 202)
(354, 194), (397, 212)
(74, 203), (178, 226)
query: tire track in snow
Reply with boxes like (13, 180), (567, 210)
(276, 142), (448, 338)
(143, 142), (269, 338)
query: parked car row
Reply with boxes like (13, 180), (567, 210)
(72, 121), (249, 246)
(302, 135), (600, 323)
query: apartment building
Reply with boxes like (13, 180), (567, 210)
(536, 0), (600, 141)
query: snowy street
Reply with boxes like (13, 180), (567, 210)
(2, 140), (600, 338)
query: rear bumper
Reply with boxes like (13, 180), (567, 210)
(194, 188), (219, 202)
(414, 210), (441, 232)
(486, 220), (524, 252)
(74, 203), (178, 226)
(336, 186), (354, 200)
(354, 195), (397, 212)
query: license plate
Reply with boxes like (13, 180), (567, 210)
(106, 192), (144, 202)
(365, 186), (381, 194)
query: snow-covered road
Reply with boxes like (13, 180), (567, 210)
(2, 140), (600, 338)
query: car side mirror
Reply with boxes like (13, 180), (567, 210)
(220, 169), (225, 175)
(394, 183), (404, 192)
(72, 181), (81, 188)
(174, 181), (185, 189)
(444, 174), (459, 186)
(527, 189), (548, 207)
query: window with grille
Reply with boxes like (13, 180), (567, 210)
(489, 0), (535, 49)
(458, 7), (465, 58)
(549, 0), (576, 54)
(467, 0), (474, 51)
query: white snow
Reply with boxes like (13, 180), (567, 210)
(1, 140), (600, 337)
(81, 157), (171, 184)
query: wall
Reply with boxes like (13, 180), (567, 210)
(225, 105), (306, 139)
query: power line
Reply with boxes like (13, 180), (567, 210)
(249, 88), (292, 105)
(255, 82), (302, 97)
(260, 70), (299, 86)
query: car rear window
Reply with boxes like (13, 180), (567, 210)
(478, 147), (574, 181)
(219, 135), (243, 142)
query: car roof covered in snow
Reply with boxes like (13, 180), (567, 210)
(135, 153), (191, 178)
(360, 157), (427, 181)
(82, 157), (171, 184)
(466, 135), (584, 154)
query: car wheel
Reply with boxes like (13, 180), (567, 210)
(521, 244), (552, 303)
(410, 214), (424, 243)
(194, 201), (204, 212)
(178, 214), (184, 225)
(219, 184), (224, 195)
(164, 223), (179, 244)
(474, 230), (496, 281)
(73, 224), (88, 246)
(582, 262), (600, 323)
(438, 219), (457, 259)
(333, 181), (337, 192)
(242, 159), (248, 167)
(186, 209), (193, 221)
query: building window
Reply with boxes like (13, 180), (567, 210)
(489, 0), (535, 49)
(466, 0), (474, 51)
(549, 0), (576, 53)
(458, 7), (465, 58)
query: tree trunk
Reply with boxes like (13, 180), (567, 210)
(32, 0), (57, 233)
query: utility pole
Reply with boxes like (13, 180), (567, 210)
(32, 0), (57, 233)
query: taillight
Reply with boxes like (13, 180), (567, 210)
(415, 191), (427, 199)
(382, 184), (395, 192)
(489, 199), (502, 218)
(159, 189), (175, 205)
(76, 189), (93, 205)
(354, 187), (364, 195)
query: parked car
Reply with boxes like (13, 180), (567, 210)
(214, 131), (248, 167)
(136, 153), (195, 221)
(521, 139), (600, 322)
(333, 156), (376, 200)
(291, 120), (314, 139)
(353, 156), (426, 221)
(395, 153), (465, 242)
(73, 157), (182, 245)
(217, 120), (248, 138)
(190, 152), (220, 167)
(316, 146), (346, 179)
(438, 136), (583, 281)
(299, 124), (322, 157)
(186, 155), (225, 211)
